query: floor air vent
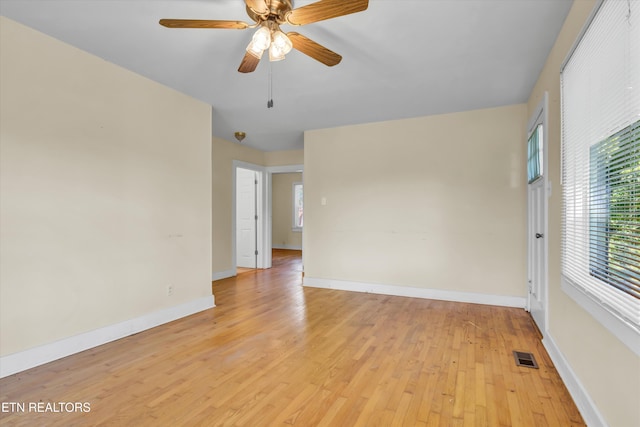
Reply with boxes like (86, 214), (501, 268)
(513, 351), (538, 369)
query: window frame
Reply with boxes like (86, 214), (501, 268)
(292, 182), (303, 232)
(560, 0), (640, 356)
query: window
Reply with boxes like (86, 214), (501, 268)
(528, 123), (543, 183)
(589, 122), (639, 299)
(292, 182), (303, 230)
(561, 0), (640, 351)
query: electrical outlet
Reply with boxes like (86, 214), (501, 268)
(167, 285), (173, 296)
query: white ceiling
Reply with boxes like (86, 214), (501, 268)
(0, 0), (573, 151)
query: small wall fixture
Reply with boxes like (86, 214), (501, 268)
(234, 131), (246, 143)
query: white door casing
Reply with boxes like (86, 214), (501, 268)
(527, 92), (549, 334)
(528, 177), (546, 327)
(265, 164), (304, 268)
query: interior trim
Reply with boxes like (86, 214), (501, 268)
(212, 268), (236, 281)
(561, 276), (640, 356)
(0, 295), (215, 378)
(303, 277), (526, 308)
(560, 0), (605, 72)
(272, 244), (303, 250)
(542, 333), (608, 427)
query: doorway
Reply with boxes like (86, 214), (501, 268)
(232, 162), (304, 275)
(527, 92), (549, 334)
(267, 164), (304, 274)
(271, 172), (303, 251)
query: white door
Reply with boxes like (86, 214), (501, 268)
(236, 168), (257, 268)
(528, 177), (546, 331)
(526, 99), (548, 334)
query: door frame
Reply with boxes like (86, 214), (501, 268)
(526, 91), (549, 334)
(232, 161), (304, 273)
(265, 164), (304, 267)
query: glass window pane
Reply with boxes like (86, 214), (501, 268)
(293, 183), (303, 229)
(528, 124), (543, 183)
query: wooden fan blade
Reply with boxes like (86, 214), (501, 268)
(159, 19), (249, 29)
(238, 52), (261, 73)
(287, 32), (342, 66)
(287, 0), (368, 26)
(245, 0), (269, 14)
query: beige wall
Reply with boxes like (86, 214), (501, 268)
(304, 104), (527, 297)
(272, 173), (303, 249)
(264, 149), (304, 166)
(0, 18), (212, 356)
(527, 1), (639, 426)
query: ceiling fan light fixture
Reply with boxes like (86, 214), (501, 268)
(272, 30), (293, 55)
(246, 44), (265, 59)
(269, 43), (286, 61)
(246, 25), (271, 58)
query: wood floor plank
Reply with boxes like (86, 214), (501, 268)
(0, 249), (585, 426)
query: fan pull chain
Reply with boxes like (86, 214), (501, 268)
(267, 62), (274, 109)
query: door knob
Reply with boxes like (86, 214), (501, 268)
(535, 233), (543, 239)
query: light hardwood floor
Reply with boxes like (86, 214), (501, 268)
(0, 249), (584, 426)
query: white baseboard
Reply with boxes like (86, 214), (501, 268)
(303, 277), (526, 308)
(212, 268), (235, 281)
(0, 295), (215, 379)
(272, 244), (302, 250)
(542, 334), (607, 427)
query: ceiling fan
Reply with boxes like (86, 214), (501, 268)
(159, 0), (369, 73)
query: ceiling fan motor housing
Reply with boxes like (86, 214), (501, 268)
(246, 0), (293, 25)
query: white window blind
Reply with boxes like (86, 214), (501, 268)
(561, 0), (640, 332)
